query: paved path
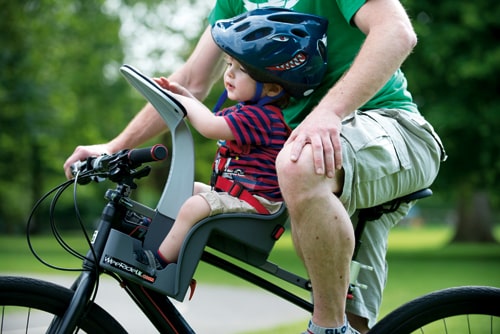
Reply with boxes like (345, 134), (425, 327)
(7, 274), (309, 333)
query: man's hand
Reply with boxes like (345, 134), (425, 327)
(63, 144), (110, 179)
(287, 107), (343, 178)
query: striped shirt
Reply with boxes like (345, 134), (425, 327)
(214, 103), (290, 201)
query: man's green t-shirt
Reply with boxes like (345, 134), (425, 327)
(208, 0), (418, 128)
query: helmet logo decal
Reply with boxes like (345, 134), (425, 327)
(266, 52), (306, 71)
(243, 0), (300, 11)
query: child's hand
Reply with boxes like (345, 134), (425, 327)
(154, 77), (195, 98)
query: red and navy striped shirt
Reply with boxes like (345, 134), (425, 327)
(214, 103), (290, 201)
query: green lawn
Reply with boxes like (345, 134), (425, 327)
(1, 225), (499, 333)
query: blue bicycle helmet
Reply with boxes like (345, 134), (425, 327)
(211, 8), (328, 98)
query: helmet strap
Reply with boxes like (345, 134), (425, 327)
(250, 81), (286, 106)
(212, 82), (285, 112)
(256, 89), (286, 106)
(212, 89), (228, 113)
(249, 82), (264, 104)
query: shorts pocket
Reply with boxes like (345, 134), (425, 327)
(341, 110), (411, 182)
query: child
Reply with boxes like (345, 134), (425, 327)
(136, 8), (328, 270)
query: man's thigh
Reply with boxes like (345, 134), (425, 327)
(339, 109), (442, 216)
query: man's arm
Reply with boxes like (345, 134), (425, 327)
(322, 0), (417, 119)
(64, 26), (225, 178)
(287, 0), (417, 177)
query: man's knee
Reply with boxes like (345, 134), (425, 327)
(277, 144), (344, 196)
(276, 144), (314, 182)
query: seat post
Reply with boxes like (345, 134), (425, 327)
(353, 208), (379, 260)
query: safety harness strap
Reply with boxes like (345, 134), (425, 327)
(213, 177), (270, 214)
(211, 145), (270, 215)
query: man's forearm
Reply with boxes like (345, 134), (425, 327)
(107, 102), (168, 153)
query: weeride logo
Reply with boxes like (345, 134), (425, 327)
(103, 255), (156, 283)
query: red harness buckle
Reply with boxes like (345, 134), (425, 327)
(228, 182), (244, 197)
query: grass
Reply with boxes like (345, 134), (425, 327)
(1, 225), (499, 333)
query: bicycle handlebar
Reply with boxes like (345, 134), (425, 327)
(70, 144), (168, 184)
(127, 144), (168, 164)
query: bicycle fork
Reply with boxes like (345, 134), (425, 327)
(46, 202), (118, 334)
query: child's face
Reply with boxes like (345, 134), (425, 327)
(223, 56), (259, 102)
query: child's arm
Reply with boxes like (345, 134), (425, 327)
(154, 77), (234, 141)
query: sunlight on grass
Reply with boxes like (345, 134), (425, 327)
(388, 224), (453, 250)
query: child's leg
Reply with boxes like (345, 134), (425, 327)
(158, 194), (211, 263)
(193, 181), (211, 195)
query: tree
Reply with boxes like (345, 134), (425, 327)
(403, 1), (499, 242)
(0, 0), (138, 232)
(0, 0), (213, 233)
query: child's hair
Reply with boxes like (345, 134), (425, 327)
(271, 92), (290, 109)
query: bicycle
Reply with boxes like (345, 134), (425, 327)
(1, 64), (498, 334)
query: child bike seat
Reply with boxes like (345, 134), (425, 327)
(101, 204), (288, 301)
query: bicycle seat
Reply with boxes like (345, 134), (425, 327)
(397, 188), (433, 203)
(352, 188), (433, 263)
(358, 188), (433, 223)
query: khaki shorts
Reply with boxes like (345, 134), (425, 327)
(340, 109), (445, 328)
(198, 191), (283, 216)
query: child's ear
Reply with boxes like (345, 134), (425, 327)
(265, 83), (284, 97)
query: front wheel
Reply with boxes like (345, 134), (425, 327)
(0, 276), (126, 333)
(370, 286), (500, 333)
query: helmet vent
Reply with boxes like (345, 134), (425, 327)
(235, 22), (251, 32)
(291, 28), (308, 38)
(317, 40), (327, 62)
(243, 27), (273, 41)
(269, 14), (304, 25)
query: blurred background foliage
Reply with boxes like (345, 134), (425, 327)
(0, 0), (498, 241)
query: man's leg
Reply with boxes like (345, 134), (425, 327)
(339, 109), (443, 330)
(277, 109), (443, 332)
(277, 143), (352, 329)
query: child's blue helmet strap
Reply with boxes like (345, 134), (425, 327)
(249, 82), (264, 104)
(212, 89), (228, 113)
(212, 82), (285, 112)
(257, 89), (285, 106)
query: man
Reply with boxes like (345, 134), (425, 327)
(64, 1), (445, 333)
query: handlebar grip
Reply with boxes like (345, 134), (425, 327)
(127, 144), (168, 164)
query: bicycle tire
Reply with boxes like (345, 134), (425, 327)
(0, 276), (127, 334)
(369, 285), (500, 333)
